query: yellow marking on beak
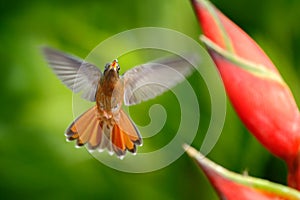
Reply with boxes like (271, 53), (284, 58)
(110, 59), (118, 70)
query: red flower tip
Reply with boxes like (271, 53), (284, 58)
(184, 145), (300, 199)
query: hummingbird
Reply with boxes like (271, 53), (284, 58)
(42, 47), (196, 158)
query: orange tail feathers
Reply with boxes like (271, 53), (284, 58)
(112, 109), (142, 156)
(65, 106), (142, 157)
(65, 106), (102, 149)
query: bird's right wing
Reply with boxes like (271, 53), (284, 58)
(42, 47), (102, 102)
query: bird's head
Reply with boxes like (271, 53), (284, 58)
(104, 59), (120, 76)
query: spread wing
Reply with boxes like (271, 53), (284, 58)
(122, 54), (198, 106)
(42, 47), (102, 101)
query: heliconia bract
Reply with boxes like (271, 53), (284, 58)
(190, 0), (300, 189)
(184, 145), (300, 199)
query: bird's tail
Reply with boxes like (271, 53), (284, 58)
(65, 106), (142, 157)
(111, 109), (142, 156)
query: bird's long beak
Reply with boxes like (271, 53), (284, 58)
(109, 59), (118, 71)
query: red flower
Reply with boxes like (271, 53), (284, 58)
(185, 145), (300, 200)
(190, 0), (300, 189)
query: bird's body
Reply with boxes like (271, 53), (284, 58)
(96, 63), (124, 120)
(43, 47), (197, 158)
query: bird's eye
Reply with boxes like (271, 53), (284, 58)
(104, 63), (110, 70)
(117, 66), (120, 71)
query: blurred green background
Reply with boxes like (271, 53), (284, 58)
(1, 0), (300, 199)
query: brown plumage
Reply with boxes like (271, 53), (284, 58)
(42, 47), (197, 158)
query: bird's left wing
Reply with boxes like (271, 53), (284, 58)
(122, 54), (199, 106)
(42, 47), (102, 102)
